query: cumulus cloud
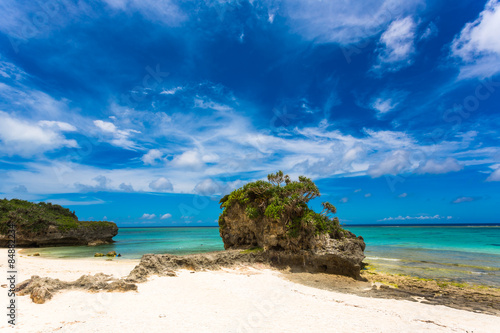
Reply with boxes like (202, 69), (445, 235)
(378, 215), (452, 221)
(119, 183), (134, 192)
(416, 158), (463, 174)
(0, 111), (78, 157)
(141, 149), (165, 165)
(398, 193), (408, 198)
(160, 213), (172, 220)
(193, 179), (223, 196)
(12, 185), (28, 193)
(75, 175), (110, 192)
(339, 197), (349, 203)
(140, 213), (156, 219)
(171, 150), (204, 169)
(364, 193), (372, 198)
(450, 0), (500, 78)
(373, 17), (417, 72)
(149, 177), (173, 192)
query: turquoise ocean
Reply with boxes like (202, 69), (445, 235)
(22, 226), (500, 287)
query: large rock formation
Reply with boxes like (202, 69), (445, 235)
(218, 172), (366, 279)
(0, 199), (118, 247)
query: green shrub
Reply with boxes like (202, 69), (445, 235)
(219, 171), (344, 238)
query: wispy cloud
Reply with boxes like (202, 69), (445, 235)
(452, 196), (479, 204)
(369, 90), (408, 117)
(278, 0), (424, 44)
(450, 0), (500, 79)
(486, 167), (500, 181)
(378, 215), (452, 221)
(373, 17), (417, 72)
(93, 120), (141, 150)
(140, 213), (156, 219)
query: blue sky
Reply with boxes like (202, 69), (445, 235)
(0, 0), (499, 226)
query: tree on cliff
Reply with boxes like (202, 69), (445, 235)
(219, 171), (343, 240)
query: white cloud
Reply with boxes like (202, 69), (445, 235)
(368, 90), (408, 117)
(398, 192), (408, 198)
(102, 0), (186, 26)
(450, 0), (500, 79)
(140, 213), (156, 220)
(160, 86), (183, 95)
(486, 167), (500, 181)
(38, 120), (77, 132)
(93, 119), (140, 149)
(141, 149), (165, 165)
(378, 215), (452, 221)
(0, 111), (78, 157)
(452, 196), (476, 204)
(149, 177), (173, 192)
(364, 193), (372, 198)
(171, 150), (204, 169)
(368, 150), (411, 177)
(194, 179), (223, 196)
(416, 158), (463, 174)
(160, 213), (172, 220)
(94, 120), (117, 133)
(48, 198), (106, 206)
(373, 17), (417, 72)
(339, 197), (349, 203)
(277, 0), (423, 44)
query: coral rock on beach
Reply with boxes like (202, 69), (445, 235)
(16, 273), (137, 304)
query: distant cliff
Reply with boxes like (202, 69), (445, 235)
(0, 199), (118, 247)
(218, 171), (366, 279)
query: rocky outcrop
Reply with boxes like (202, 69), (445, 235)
(16, 273), (137, 304)
(0, 199), (119, 247)
(219, 203), (366, 279)
(126, 250), (267, 282)
(0, 222), (118, 247)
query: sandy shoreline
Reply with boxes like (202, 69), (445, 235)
(1, 249), (500, 332)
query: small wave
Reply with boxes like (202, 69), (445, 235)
(366, 257), (401, 262)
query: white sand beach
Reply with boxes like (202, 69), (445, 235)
(1, 250), (499, 333)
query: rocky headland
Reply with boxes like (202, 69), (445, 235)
(0, 199), (118, 247)
(218, 171), (366, 279)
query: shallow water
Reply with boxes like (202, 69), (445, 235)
(347, 226), (500, 287)
(22, 226), (500, 287)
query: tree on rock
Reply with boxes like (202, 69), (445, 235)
(218, 171), (351, 251)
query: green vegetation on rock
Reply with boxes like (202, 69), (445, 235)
(0, 198), (114, 235)
(219, 171), (344, 238)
